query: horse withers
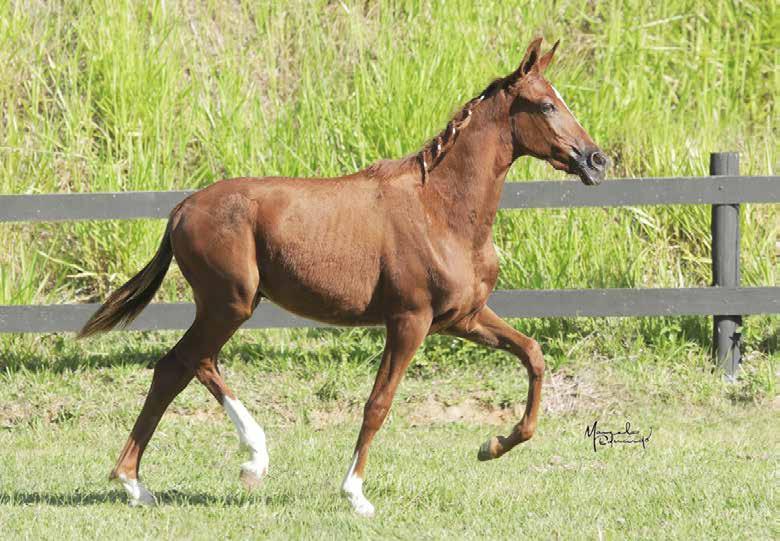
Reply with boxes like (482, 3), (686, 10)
(79, 37), (608, 516)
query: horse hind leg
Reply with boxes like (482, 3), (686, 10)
(110, 195), (267, 505)
(109, 347), (194, 506)
(110, 291), (267, 504)
(176, 207), (268, 487)
(185, 316), (269, 489)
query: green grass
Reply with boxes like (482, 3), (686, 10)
(0, 333), (776, 539)
(0, 3), (777, 537)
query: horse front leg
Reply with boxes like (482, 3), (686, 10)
(443, 306), (545, 460)
(341, 311), (431, 517)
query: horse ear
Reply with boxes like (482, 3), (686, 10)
(537, 40), (560, 73)
(516, 36), (544, 78)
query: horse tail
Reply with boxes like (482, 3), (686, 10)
(78, 206), (180, 339)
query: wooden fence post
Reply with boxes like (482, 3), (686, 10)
(710, 152), (741, 379)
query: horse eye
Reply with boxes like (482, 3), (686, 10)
(541, 103), (556, 114)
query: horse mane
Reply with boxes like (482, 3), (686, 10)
(365, 76), (510, 182)
(415, 77), (508, 181)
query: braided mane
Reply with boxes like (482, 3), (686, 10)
(417, 77), (507, 181)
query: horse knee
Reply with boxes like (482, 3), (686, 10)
(524, 339), (545, 378)
(363, 399), (389, 430)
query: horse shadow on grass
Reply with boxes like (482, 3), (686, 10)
(0, 489), (294, 507)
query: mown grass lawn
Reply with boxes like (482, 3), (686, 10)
(0, 332), (775, 540)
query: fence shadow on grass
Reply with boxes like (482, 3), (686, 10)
(0, 314), (719, 375)
(0, 339), (174, 374)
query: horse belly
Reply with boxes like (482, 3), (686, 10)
(259, 262), (383, 325)
(255, 212), (384, 326)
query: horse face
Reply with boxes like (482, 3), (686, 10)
(507, 38), (609, 185)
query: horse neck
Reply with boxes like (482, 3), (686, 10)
(423, 94), (515, 245)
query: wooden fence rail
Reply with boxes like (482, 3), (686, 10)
(1, 288), (777, 334)
(1, 175), (778, 222)
(2, 152), (778, 378)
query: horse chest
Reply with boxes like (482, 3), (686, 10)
(423, 240), (499, 320)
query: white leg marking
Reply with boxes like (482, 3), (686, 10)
(341, 452), (375, 517)
(115, 473), (157, 507)
(223, 396), (269, 481)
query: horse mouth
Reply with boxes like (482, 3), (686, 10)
(574, 162), (602, 186)
(547, 153), (607, 186)
(571, 151), (608, 186)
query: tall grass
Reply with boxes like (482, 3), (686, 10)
(0, 0), (776, 356)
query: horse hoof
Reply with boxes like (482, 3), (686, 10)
(113, 473), (157, 507)
(477, 437), (499, 461)
(239, 463), (267, 491)
(129, 490), (157, 507)
(353, 499), (376, 518)
(342, 490), (376, 518)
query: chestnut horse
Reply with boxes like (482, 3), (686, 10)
(79, 37), (608, 516)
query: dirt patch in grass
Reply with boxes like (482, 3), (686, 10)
(401, 368), (620, 425)
(0, 403), (31, 429)
(405, 396), (514, 426)
(298, 397), (515, 430)
(542, 367), (624, 415)
(299, 368), (619, 429)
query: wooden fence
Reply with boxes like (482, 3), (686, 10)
(1, 152), (778, 377)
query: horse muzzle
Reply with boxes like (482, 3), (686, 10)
(573, 150), (609, 186)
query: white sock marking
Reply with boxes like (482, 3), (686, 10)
(341, 452), (375, 517)
(223, 396), (269, 478)
(115, 473), (156, 507)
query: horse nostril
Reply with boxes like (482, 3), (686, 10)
(588, 151), (608, 171)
